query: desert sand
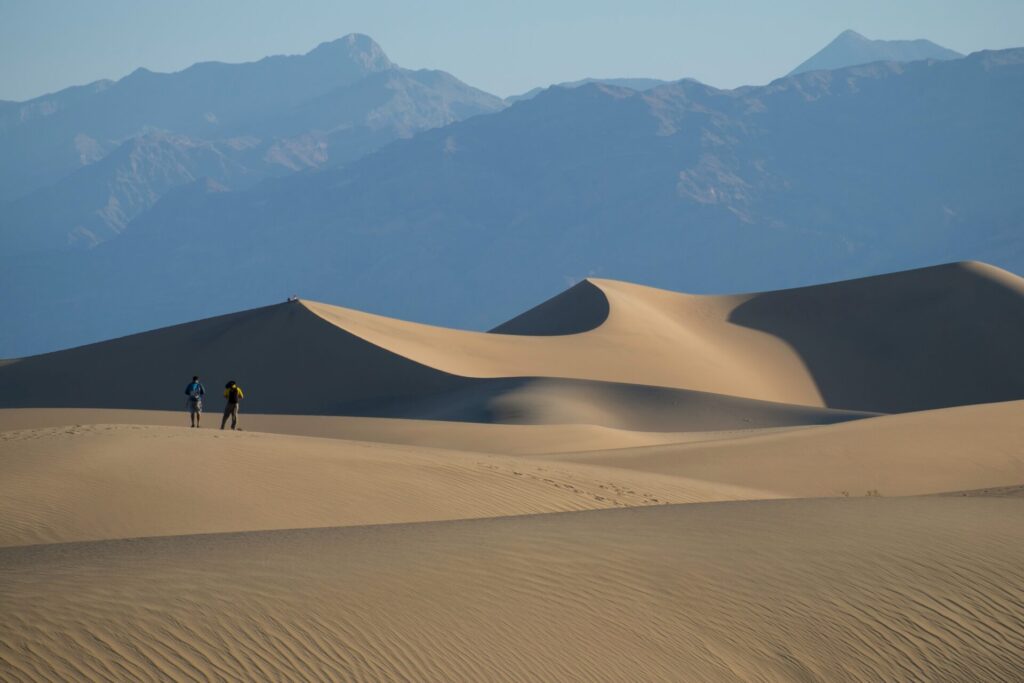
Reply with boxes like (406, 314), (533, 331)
(1, 261), (1023, 680)
(3, 499), (1023, 681)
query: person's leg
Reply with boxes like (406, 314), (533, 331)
(221, 405), (230, 430)
(190, 408), (197, 427)
(231, 403), (239, 429)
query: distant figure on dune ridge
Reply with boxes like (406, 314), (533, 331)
(184, 375), (206, 428)
(221, 380), (244, 431)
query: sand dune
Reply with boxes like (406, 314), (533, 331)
(303, 281), (823, 405)
(1, 261), (1021, 422)
(378, 377), (870, 430)
(306, 260), (1024, 412)
(3, 399), (1019, 548)
(2, 498), (1022, 681)
(0, 407), (793, 454)
(0, 290), (866, 430)
(0, 424), (776, 548)
(549, 399), (1024, 497)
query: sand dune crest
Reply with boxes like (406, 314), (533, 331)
(2, 261), (1023, 424)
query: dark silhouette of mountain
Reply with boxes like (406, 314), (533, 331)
(0, 35), (504, 252)
(790, 29), (962, 75)
(507, 77), (671, 102)
(2, 48), (1023, 356)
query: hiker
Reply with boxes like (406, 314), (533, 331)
(221, 380), (245, 430)
(184, 375), (206, 428)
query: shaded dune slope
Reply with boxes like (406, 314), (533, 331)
(0, 301), (465, 414)
(730, 261), (1024, 412)
(1, 261), (1021, 421)
(2, 498), (1022, 681)
(490, 278), (611, 335)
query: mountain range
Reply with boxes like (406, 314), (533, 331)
(0, 34), (503, 251)
(2, 31), (1021, 357)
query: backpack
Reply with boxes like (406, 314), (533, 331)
(228, 386), (240, 403)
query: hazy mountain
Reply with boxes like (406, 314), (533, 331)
(507, 77), (671, 102)
(263, 67), (506, 165)
(1, 133), (268, 251)
(3, 48), (1023, 356)
(0, 35), (504, 253)
(790, 29), (963, 75)
(0, 34), (391, 200)
(0, 79), (114, 133)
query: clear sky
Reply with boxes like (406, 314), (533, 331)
(1, 0), (1022, 101)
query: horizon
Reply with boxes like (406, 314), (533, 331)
(2, 0), (1023, 101)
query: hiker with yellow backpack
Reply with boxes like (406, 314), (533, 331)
(221, 380), (245, 430)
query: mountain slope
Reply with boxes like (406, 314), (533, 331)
(1, 134), (258, 250)
(789, 29), (963, 75)
(0, 34), (392, 200)
(507, 77), (671, 102)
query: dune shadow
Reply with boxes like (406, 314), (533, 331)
(727, 263), (1024, 413)
(489, 280), (610, 336)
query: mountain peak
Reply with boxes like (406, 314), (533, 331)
(306, 33), (393, 71)
(789, 30), (963, 76)
(836, 29), (868, 42)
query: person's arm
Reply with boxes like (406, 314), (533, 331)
(199, 383), (206, 396)
(237, 388), (244, 400)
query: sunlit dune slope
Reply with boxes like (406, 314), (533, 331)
(2, 498), (1021, 681)
(0, 424), (776, 548)
(0, 407), (757, 454)
(549, 399), (1024, 497)
(5, 407), (816, 452)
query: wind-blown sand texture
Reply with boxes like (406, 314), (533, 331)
(2, 261), (1023, 680)
(2, 500), (1022, 681)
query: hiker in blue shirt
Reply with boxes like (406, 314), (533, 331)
(184, 375), (206, 428)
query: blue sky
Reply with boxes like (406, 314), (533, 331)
(2, 0), (1022, 101)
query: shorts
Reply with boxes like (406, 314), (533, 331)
(189, 398), (203, 413)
